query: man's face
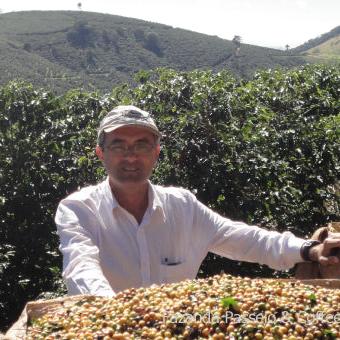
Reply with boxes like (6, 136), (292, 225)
(96, 126), (160, 188)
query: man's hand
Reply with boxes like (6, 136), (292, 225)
(309, 232), (340, 265)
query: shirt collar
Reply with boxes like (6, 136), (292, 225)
(104, 177), (165, 221)
(104, 177), (119, 209)
(148, 181), (166, 222)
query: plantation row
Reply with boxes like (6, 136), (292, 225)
(0, 65), (339, 331)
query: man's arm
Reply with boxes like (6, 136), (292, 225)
(191, 195), (305, 270)
(55, 199), (115, 297)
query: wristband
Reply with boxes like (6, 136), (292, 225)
(300, 240), (321, 262)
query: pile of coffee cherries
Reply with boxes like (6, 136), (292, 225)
(27, 274), (340, 339)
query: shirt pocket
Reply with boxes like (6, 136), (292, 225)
(160, 261), (189, 284)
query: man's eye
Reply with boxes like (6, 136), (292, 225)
(109, 145), (125, 151)
(105, 142), (154, 154)
(135, 143), (150, 150)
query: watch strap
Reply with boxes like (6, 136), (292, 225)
(300, 240), (321, 262)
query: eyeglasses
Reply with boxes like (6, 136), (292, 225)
(104, 142), (156, 156)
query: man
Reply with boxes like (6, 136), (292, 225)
(55, 105), (340, 297)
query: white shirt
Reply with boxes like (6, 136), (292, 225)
(55, 178), (305, 297)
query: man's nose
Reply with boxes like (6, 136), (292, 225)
(122, 147), (138, 159)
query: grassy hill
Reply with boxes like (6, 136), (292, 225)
(292, 25), (340, 53)
(0, 10), (333, 93)
(301, 35), (340, 64)
(290, 25), (340, 65)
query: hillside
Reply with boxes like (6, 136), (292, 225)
(292, 25), (340, 53)
(301, 35), (340, 64)
(0, 10), (309, 93)
(290, 25), (340, 65)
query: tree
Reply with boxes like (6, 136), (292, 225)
(1, 65), (339, 333)
(232, 35), (242, 56)
(232, 35), (241, 47)
(67, 21), (96, 48)
(85, 50), (97, 68)
(23, 43), (32, 52)
(143, 32), (163, 57)
(285, 44), (290, 51)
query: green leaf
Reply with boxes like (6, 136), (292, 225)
(308, 293), (317, 305)
(323, 329), (336, 339)
(220, 296), (238, 309)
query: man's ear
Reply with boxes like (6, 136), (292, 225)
(95, 145), (104, 161)
(156, 144), (161, 157)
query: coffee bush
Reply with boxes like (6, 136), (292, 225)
(0, 65), (339, 331)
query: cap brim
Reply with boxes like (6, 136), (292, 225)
(103, 123), (161, 137)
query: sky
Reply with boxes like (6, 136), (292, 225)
(1, 0), (339, 49)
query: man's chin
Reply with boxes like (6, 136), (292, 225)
(108, 170), (152, 187)
(121, 178), (146, 184)
(116, 175), (148, 184)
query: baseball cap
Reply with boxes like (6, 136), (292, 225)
(97, 105), (161, 143)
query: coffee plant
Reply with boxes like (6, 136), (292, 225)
(0, 65), (339, 331)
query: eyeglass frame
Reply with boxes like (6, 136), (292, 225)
(102, 141), (157, 156)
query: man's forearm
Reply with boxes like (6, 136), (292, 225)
(63, 264), (115, 297)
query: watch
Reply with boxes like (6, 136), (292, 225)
(300, 240), (321, 262)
